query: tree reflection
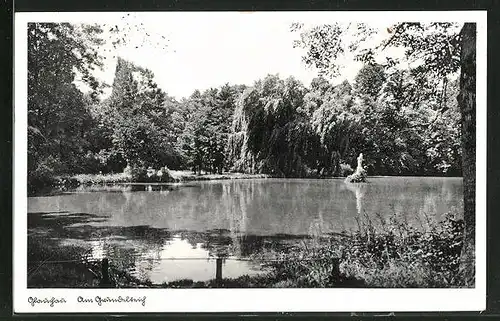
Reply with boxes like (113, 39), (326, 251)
(29, 178), (464, 284)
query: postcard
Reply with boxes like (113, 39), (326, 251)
(14, 10), (487, 313)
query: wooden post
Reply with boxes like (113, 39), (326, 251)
(215, 258), (223, 286)
(100, 258), (111, 288)
(331, 258), (340, 281)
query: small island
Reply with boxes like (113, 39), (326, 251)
(345, 153), (367, 183)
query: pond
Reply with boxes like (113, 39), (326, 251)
(28, 177), (463, 284)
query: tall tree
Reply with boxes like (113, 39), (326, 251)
(228, 75), (316, 177)
(307, 79), (356, 175)
(28, 23), (106, 188)
(179, 85), (241, 174)
(105, 58), (181, 169)
(457, 23), (476, 286)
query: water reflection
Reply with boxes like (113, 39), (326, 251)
(28, 177), (463, 283)
(341, 178), (463, 231)
(32, 211), (295, 283)
(344, 182), (366, 216)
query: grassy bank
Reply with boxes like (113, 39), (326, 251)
(25, 170), (270, 195)
(61, 171), (268, 187)
(28, 212), (468, 288)
(28, 237), (100, 288)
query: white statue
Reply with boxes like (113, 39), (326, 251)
(345, 153), (367, 183)
(357, 153), (364, 170)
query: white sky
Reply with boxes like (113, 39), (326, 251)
(117, 15), (320, 98)
(26, 12), (464, 99)
(86, 13), (395, 99)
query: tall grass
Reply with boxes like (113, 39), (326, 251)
(70, 172), (132, 185)
(258, 212), (466, 288)
(57, 170), (268, 189)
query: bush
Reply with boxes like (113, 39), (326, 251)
(71, 172), (130, 186)
(79, 151), (102, 174)
(28, 155), (60, 194)
(253, 212), (466, 288)
(345, 167), (367, 183)
(124, 165), (147, 182)
(339, 213), (465, 287)
(339, 163), (354, 177)
(156, 167), (176, 182)
(124, 165), (177, 183)
(95, 149), (127, 173)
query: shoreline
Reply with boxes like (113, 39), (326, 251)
(28, 172), (464, 197)
(66, 171), (270, 185)
(46, 171), (462, 190)
(30, 171), (271, 196)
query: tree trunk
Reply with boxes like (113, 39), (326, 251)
(458, 23), (476, 287)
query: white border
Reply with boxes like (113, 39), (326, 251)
(14, 11), (487, 313)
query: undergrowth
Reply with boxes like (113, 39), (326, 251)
(258, 212), (466, 288)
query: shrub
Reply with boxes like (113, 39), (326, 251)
(95, 149), (127, 173)
(339, 163), (354, 177)
(339, 213), (465, 287)
(124, 165), (148, 182)
(255, 212), (466, 288)
(80, 151), (102, 174)
(124, 165), (177, 183)
(156, 167), (176, 182)
(345, 167), (367, 183)
(28, 155), (61, 194)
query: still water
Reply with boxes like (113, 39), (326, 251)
(28, 177), (463, 284)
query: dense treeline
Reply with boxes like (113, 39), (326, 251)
(228, 70), (461, 178)
(27, 22), (462, 193)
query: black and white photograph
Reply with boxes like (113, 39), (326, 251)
(14, 11), (487, 313)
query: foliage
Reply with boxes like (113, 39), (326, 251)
(28, 236), (101, 288)
(307, 78), (357, 175)
(291, 22), (463, 176)
(27, 23), (107, 190)
(228, 74), (322, 177)
(353, 63), (386, 98)
(248, 212), (465, 288)
(123, 165), (177, 183)
(180, 84), (244, 174)
(70, 172), (131, 186)
(227, 68), (461, 177)
(340, 213), (464, 287)
(27, 155), (60, 195)
(27, 22), (173, 192)
(97, 58), (184, 170)
(291, 22), (462, 78)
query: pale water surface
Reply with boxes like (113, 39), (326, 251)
(28, 177), (463, 284)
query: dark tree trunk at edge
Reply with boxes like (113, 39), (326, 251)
(458, 23), (476, 287)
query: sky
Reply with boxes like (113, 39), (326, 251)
(61, 12), (463, 100)
(89, 12), (375, 99)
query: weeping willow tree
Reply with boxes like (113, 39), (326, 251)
(228, 74), (373, 177)
(227, 75), (318, 177)
(226, 88), (259, 173)
(307, 78), (359, 176)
